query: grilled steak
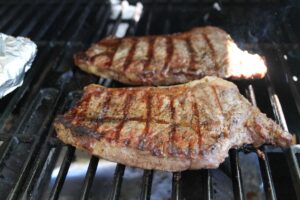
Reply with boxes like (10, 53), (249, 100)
(54, 76), (292, 171)
(74, 26), (267, 86)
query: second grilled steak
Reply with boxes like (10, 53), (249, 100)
(74, 26), (267, 85)
(54, 76), (292, 171)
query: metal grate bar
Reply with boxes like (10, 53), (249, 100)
(172, 172), (182, 200)
(257, 149), (277, 200)
(0, 46), (62, 133)
(109, 164), (126, 200)
(265, 75), (300, 198)
(110, 11), (123, 37)
(0, 47), (47, 131)
(70, 1), (94, 41)
(0, 6), (10, 18)
(49, 146), (76, 200)
(6, 89), (60, 199)
(265, 75), (289, 128)
(59, 0), (94, 42)
(18, 91), (83, 199)
(144, 0), (155, 35)
(245, 85), (257, 107)
(89, 3), (111, 44)
(140, 170), (153, 200)
(203, 169), (212, 200)
(80, 156), (99, 200)
(48, 1), (82, 41)
(271, 29), (300, 143)
(4, 4), (38, 35)
(0, 88), (54, 139)
(163, 0), (173, 34)
(0, 137), (16, 165)
(32, 1), (67, 41)
(285, 146), (300, 198)
(126, 2), (142, 36)
(246, 85), (277, 200)
(18, 5), (48, 37)
(229, 149), (245, 200)
(0, 4), (23, 30)
(7, 140), (45, 199)
(19, 143), (60, 200)
(267, 89), (288, 131)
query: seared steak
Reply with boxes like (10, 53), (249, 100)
(54, 76), (292, 171)
(74, 26), (267, 86)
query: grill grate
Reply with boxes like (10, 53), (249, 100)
(0, 0), (299, 199)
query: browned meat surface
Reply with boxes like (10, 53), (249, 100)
(74, 26), (267, 86)
(54, 76), (292, 171)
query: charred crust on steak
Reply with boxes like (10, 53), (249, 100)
(54, 76), (293, 171)
(74, 26), (268, 85)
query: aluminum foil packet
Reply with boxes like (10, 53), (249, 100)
(0, 33), (37, 98)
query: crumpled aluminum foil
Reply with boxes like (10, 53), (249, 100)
(0, 33), (37, 98)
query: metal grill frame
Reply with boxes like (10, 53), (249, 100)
(0, 0), (299, 199)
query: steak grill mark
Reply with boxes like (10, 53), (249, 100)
(211, 85), (223, 113)
(139, 93), (152, 150)
(77, 86), (228, 149)
(169, 97), (177, 155)
(143, 37), (155, 72)
(202, 32), (219, 72)
(91, 39), (122, 67)
(185, 36), (196, 70)
(74, 27), (268, 85)
(54, 77), (293, 172)
(192, 101), (202, 149)
(97, 91), (112, 121)
(163, 36), (174, 74)
(123, 38), (137, 71)
(113, 93), (133, 142)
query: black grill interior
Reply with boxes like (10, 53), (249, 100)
(0, 0), (300, 199)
